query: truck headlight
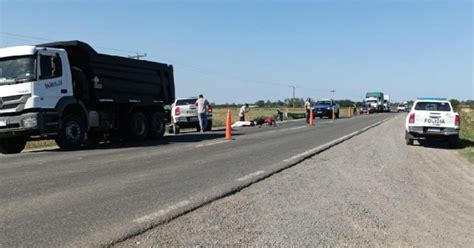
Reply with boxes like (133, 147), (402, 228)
(22, 117), (38, 128)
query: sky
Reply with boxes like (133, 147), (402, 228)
(0, 0), (472, 103)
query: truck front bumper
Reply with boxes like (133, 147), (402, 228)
(0, 111), (60, 139)
(408, 126), (459, 137)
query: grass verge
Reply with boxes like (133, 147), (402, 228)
(458, 106), (474, 164)
(26, 140), (56, 150)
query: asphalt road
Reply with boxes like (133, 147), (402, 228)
(0, 114), (391, 247)
(119, 114), (473, 247)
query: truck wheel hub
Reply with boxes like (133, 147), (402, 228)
(66, 122), (81, 141)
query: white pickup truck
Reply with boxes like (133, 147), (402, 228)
(405, 98), (461, 146)
(168, 97), (212, 134)
(397, 103), (407, 112)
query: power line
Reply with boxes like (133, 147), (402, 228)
(0, 32), (141, 56)
(0, 32), (304, 90)
(0, 32), (364, 99)
(128, 52), (147, 60)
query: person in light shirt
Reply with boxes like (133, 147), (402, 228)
(195, 94), (209, 133)
(304, 97), (312, 123)
(239, 103), (250, 121)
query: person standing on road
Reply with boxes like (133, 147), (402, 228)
(239, 103), (250, 121)
(195, 94), (209, 133)
(305, 97), (312, 124)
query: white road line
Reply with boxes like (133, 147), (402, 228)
(236, 170), (265, 182)
(283, 130), (360, 163)
(288, 126), (306, 131)
(133, 200), (191, 224)
(195, 140), (229, 148)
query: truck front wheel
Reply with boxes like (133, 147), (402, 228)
(0, 138), (27, 154)
(55, 114), (85, 150)
(149, 112), (165, 139)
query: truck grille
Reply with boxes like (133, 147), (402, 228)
(0, 94), (31, 113)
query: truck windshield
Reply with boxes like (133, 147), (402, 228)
(176, 99), (198, 105)
(0, 56), (35, 84)
(414, 102), (451, 112)
(316, 101), (331, 105)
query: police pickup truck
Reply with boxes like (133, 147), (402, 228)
(405, 98), (461, 146)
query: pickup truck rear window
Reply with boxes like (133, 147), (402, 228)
(414, 102), (451, 112)
(176, 99), (197, 105)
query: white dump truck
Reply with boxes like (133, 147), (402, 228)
(0, 41), (175, 154)
(383, 95), (390, 112)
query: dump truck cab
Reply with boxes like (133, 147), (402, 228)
(0, 46), (74, 142)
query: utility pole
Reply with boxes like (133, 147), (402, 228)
(128, 52), (147, 60)
(289, 85), (296, 108)
(330, 89), (336, 100)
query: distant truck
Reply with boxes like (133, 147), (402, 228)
(383, 95), (390, 112)
(313, 99), (340, 119)
(365, 92), (384, 113)
(360, 101), (373, 114)
(169, 97), (213, 134)
(0, 40), (175, 154)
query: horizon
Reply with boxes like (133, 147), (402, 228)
(0, 0), (472, 103)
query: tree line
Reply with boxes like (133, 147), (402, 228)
(215, 98), (474, 108)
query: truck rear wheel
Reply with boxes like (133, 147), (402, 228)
(0, 138), (27, 154)
(448, 135), (460, 148)
(128, 112), (148, 141)
(173, 124), (180, 134)
(55, 114), (85, 150)
(405, 131), (414, 146)
(149, 112), (165, 139)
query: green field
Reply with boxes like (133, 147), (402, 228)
(458, 106), (474, 163)
(211, 107), (305, 127)
(212, 106), (356, 127)
(23, 107), (358, 149)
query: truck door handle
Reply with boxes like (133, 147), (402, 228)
(61, 89), (68, 94)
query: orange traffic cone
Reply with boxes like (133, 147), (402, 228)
(225, 109), (232, 140)
(309, 109), (314, 126)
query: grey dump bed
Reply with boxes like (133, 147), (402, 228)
(39, 40), (175, 105)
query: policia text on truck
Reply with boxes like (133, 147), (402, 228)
(0, 41), (175, 154)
